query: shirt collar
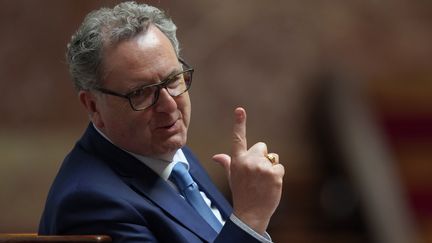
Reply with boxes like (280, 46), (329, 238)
(129, 148), (189, 181)
(92, 123), (189, 181)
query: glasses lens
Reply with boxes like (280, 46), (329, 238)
(183, 70), (192, 87)
(166, 70), (192, 97)
(129, 86), (157, 110)
(128, 68), (193, 111)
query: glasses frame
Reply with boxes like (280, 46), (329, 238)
(94, 58), (194, 111)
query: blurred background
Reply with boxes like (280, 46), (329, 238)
(0, 0), (431, 242)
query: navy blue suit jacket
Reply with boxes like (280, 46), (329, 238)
(39, 124), (260, 242)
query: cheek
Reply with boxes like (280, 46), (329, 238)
(128, 111), (153, 131)
(112, 112), (154, 149)
(103, 103), (152, 136)
(179, 95), (191, 125)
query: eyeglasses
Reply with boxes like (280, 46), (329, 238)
(94, 59), (194, 111)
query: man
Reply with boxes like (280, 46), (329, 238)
(39, 2), (284, 242)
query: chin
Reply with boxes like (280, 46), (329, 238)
(159, 135), (187, 153)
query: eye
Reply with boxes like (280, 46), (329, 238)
(166, 74), (183, 88)
(129, 86), (154, 98)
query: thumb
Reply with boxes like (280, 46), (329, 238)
(212, 154), (231, 175)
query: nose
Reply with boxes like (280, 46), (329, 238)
(154, 87), (177, 113)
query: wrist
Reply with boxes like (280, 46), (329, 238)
(232, 210), (270, 235)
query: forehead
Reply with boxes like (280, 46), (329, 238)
(101, 25), (179, 89)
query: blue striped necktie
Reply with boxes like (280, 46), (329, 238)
(169, 163), (223, 232)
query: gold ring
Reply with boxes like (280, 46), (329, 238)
(265, 154), (277, 165)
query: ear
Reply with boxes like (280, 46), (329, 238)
(78, 90), (105, 129)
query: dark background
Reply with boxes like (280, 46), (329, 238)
(1, 1), (431, 242)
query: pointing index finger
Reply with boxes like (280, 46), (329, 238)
(232, 107), (247, 157)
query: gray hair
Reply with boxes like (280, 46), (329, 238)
(67, 1), (180, 91)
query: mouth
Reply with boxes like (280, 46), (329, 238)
(155, 117), (181, 131)
(160, 120), (177, 129)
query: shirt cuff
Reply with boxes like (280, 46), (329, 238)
(229, 214), (272, 243)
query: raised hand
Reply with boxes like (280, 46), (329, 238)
(212, 107), (285, 234)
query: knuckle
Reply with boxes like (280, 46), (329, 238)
(256, 163), (273, 175)
(249, 142), (267, 153)
(275, 164), (285, 176)
(275, 177), (283, 187)
(232, 136), (244, 144)
(256, 142), (267, 149)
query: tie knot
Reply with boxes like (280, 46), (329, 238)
(170, 163), (194, 191)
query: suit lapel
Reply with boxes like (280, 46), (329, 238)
(125, 175), (218, 241)
(81, 124), (218, 242)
